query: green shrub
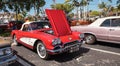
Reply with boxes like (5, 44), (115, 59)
(0, 32), (11, 37)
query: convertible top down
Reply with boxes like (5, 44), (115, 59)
(11, 9), (84, 59)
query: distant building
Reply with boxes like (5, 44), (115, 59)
(0, 12), (15, 24)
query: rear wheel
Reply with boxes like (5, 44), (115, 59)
(36, 41), (49, 60)
(84, 34), (96, 45)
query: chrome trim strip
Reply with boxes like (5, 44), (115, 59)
(47, 41), (82, 53)
(0, 55), (17, 65)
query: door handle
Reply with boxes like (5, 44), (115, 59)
(109, 29), (114, 31)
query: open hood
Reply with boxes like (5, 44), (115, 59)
(45, 9), (72, 37)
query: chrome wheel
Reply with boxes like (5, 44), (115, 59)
(85, 34), (96, 44)
(37, 41), (49, 59)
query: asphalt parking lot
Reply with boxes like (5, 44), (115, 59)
(0, 38), (120, 66)
(12, 42), (120, 66)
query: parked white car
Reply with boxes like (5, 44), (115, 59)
(71, 16), (120, 44)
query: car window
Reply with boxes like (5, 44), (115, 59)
(30, 22), (51, 30)
(101, 19), (110, 27)
(111, 18), (120, 27)
(31, 23), (38, 30)
(22, 24), (31, 31)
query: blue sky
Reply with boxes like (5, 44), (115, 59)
(29, 0), (117, 15)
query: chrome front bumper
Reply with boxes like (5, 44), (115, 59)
(47, 40), (83, 54)
(0, 54), (17, 65)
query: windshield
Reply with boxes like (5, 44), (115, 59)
(30, 22), (51, 30)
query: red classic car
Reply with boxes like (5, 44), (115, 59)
(11, 9), (84, 59)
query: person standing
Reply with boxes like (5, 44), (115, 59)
(25, 18), (29, 22)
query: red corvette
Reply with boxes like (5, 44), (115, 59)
(11, 9), (84, 59)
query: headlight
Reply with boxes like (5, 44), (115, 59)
(0, 47), (12, 56)
(5, 48), (12, 54)
(52, 38), (61, 46)
(79, 33), (84, 39)
(0, 50), (4, 56)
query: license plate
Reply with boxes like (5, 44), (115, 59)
(69, 45), (79, 53)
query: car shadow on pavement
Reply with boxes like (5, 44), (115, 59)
(48, 47), (90, 62)
(96, 41), (120, 48)
(16, 55), (36, 66)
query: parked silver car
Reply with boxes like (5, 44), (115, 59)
(0, 43), (17, 66)
(71, 16), (120, 44)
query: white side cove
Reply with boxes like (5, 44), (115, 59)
(20, 37), (37, 46)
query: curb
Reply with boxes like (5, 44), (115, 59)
(0, 36), (12, 44)
(0, 36), (11, 40)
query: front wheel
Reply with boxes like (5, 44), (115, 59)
(84, 34), (96, 45)
(36, 41), (49, 60)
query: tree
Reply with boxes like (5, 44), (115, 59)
(0, 0), (32, 20)
(80, 0), (93, 19)
(98, 2), (106, 9)
(14, 13), (24, 21)
(0, 0), (10, 12)
(30, 0), (45, 16)
(98, 0), (114, 17)
(21, 11), (28, 19)
(0, 0), (46, 21)
(72, 0), (93, 19)
(117, 4), (120, 11)
(51, 2), (74, 14)
(98, 2), (107, 16)
(117, 0), (120, 12)
(90, 11), (100, 16)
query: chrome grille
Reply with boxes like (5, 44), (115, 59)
(0, 54), (13, 62)
(64, 40), (79, 47)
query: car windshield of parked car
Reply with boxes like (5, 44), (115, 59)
(30, 22), (51, 30)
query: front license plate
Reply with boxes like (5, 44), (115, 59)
(69, 45), (79, 53)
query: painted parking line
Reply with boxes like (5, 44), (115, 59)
(85, 47), (120, 56)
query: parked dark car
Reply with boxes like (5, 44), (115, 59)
(0, 43), (17, 66)
(0, 24), (8, 33)
(0, 21), (23, 33)
(8, 21), (24, 30)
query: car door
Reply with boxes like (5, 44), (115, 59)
(108, 18), (120, 42)
(96, 19), (111, 41)
(19, 24), (32, 45)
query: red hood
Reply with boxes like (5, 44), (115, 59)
(45, 9), (71, 37)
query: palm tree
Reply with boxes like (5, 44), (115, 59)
(51, 2), (74, 14)
(80, 0), (93, 19)
(0, 0), (9, 12)
(0, 0), (46, 21)
(30, 0), (45, 15)
(2, 0), (31, 20)
(72, 0), (92, 20)
(98, 2), (107, 16)
(29, 0), (45, 20)
(98, 0), (113, 17)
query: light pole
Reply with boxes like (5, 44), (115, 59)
(99, 0), (102, 17)
(73, 0), (80, 20)
(53, 0), (56, 9)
